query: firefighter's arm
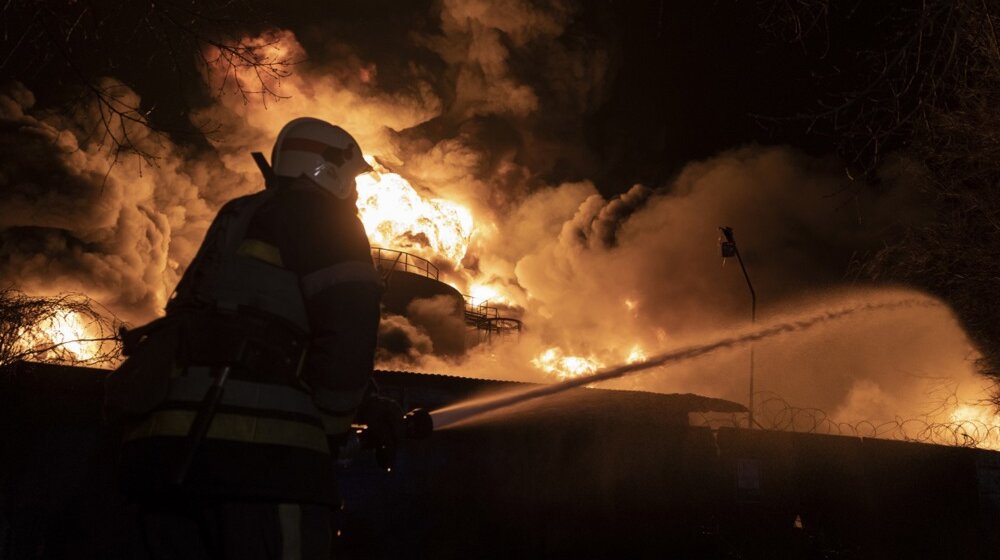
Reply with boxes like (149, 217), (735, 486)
(301, 265), (381, 441)
(281, 190), (383, 441)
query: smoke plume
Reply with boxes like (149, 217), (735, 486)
(0, 80), (250, 322)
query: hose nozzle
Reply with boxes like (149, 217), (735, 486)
(403, 408), (433, 440)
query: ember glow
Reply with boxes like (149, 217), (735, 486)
(951, 404), (1000, 425)
(17, 308), (102, 363)
(356, 158), (474, 267)
(531, 347), (604, 380)
(469, 283), (508, 306)
(949, 404), (1000, 450)
(625, 345), (647, 364)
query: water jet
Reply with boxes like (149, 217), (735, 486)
(430, 297), (939, 429)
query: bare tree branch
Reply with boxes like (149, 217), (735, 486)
(0, 287), (123, 369)
(757, 0), (1000, 384)
(0, 0), (295, 168)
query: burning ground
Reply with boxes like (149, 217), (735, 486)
(1, 1), (997, 445)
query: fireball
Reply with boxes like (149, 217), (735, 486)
(356, 158), (474, 267)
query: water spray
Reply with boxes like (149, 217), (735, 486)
(429, 297), (940, 430)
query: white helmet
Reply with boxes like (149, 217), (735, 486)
(271, 117), (373, 199)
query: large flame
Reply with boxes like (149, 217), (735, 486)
(531, 344), (646, 381)
(356, 158), (474, 267)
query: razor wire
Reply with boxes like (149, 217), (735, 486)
(691, 391), (1000, 449)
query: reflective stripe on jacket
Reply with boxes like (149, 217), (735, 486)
(125, 367), (330, 453)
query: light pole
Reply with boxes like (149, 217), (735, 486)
(719, 226), (756, 429)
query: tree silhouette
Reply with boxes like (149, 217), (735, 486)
(0, 288), (122, 369)
(0, 0), (294, 165)
(758, 0), (1000, 382)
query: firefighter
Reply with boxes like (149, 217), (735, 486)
(108, 117), (388, 559)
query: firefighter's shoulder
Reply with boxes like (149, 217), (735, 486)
(270, 187), (371, 273)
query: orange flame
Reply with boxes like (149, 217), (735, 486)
(531, 344), (646, 381)
(949, 404), (1000, 450)
(625, 345), (647, 364)
(356, 157), (474, 267)
(532, 347), (604, 381)
(469, 283), (512, 306)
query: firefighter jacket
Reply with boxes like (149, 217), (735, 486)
(117, 182), (381, 504)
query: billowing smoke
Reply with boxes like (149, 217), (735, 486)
(415, 146), (985, 428)
(0, 80), (251, 323)
(0, 0), (991, 435)
(376, 314), (434, 363)
(406, 295), (467, 357)
(376, 295), (467, 363)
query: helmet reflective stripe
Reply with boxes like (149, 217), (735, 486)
(271, 117), (373, 199)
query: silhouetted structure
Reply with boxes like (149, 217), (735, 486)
(373, 247), (522, 351)
(3, 360), (999, 559)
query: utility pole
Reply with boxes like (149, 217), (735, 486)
(719, 226), (757, 429)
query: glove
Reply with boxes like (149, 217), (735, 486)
(355, 395), (405, 470)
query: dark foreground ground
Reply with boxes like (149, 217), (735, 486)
(3, 361), (1000, 559)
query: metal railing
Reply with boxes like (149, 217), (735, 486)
(371, 247), (439, 281)
(464, 299), (499, 322)
(463, 295), (522, 342)
(368, 247), (521, 342)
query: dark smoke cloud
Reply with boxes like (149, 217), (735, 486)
(565, 184), (653, 249)
(377, 296), (467, 363)
(377, 313), (434, 363)
(406, 295), (467, 357)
